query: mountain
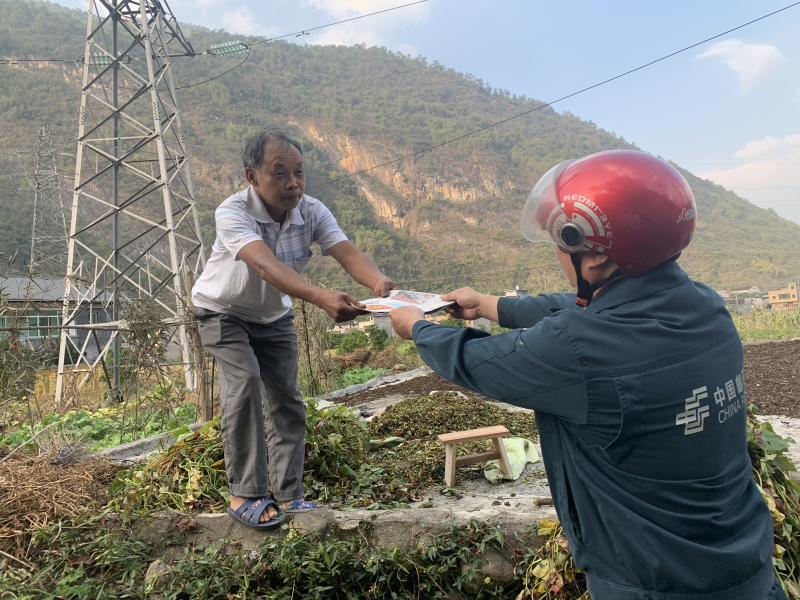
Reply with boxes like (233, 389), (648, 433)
(2, 0), (800, 294)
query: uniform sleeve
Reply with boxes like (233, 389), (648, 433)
(312, 202), (348, 256)
(497, 293), (578, 329)
(215, 206), (263, 261)
(411, 318), (588, 423)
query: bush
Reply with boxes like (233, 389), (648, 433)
(336, 329), (369, 354)
(364, 325), (388, 350)
(395, 340), (419, 356)
(336, 366), (387, 388)
(325, 331), (344, 348)
(440, 316), (466, 327)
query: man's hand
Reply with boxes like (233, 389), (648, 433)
(373, 276), (398, 298)
(441, 287), (493, 321)
(389, 306), (425, 340)
(318, 290), (365, 323)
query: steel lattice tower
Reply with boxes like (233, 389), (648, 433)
(56, 0), (206, 402)
(30, 125), (70, 275)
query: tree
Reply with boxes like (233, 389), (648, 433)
(336, 329), (369, 354)
(364, 325), (388, 351)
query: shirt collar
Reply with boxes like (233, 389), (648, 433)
(245, 186), (305, 226)
(585, 260), (689, 314)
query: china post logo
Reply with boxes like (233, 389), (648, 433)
(675, 387), (710, 435)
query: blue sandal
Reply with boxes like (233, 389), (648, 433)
(227, 497), (285, 529)
(286, 500), (315, 510)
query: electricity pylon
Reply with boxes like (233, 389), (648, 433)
(30, 124), (70, 275)
(55, 0), (206, 403)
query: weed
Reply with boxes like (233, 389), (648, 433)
(516, 520), (588, 600)
(395, 339), (419, 356)
(8, 517), (522, 599)
(748, 405), (800, 597)
(336, 366), (387, 389)
(107, 399), (418, 513)
(733, 308), (800, 341)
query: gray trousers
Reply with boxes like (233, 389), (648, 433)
(194, 307), (306, 502)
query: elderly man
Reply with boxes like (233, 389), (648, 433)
(192, 128), (396, 527)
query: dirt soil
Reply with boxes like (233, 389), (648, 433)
(745, 340), (800, 418)
(338, 340), (800, 417)
(337, 372), (483, 407)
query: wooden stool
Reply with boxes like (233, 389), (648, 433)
(437, 425), (511, 488)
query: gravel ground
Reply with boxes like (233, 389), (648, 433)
(745, 340), (800, 418)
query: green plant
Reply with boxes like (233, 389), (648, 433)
(517, 520), (589, 599)
(107, 417), (229, 514)
(9, 516), (522, 599)
(748, 406), (800, 597)
(490, 323), (512, 335)
(395, 339), (419, 356)
(732, 308), (800, 341)
(0, 402), (199, 451)
(335, 366), (387, 388)
(107, 398), (416, 512)
(364, 324), (389, 351)
(0, 515), (152, 599)
(440, 316), (466, 328)
(336, 329), (369, 354)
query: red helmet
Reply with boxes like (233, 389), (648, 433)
(520, 150), (696, 278)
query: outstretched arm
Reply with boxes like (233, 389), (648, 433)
(237, 240), (362, 322)
(441, 287), (577, 330)
(326, 241), (398, 298)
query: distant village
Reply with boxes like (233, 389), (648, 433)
(716, 283), (799, 315)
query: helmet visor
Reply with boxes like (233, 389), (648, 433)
(520, 159), (577, 249)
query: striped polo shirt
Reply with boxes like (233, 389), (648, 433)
(192, 186), (348, 323)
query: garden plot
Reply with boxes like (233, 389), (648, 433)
(4, 341), (800, 598)
(320, 370), (551, 514)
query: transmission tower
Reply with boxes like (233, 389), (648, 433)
(56, 0), (206, 403)
(30, 124), (70, 275)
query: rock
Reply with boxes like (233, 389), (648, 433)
(393, 364), (407, 370)
(175, 516), (198, 533)
(364, 407), (387, 423)
(461, 548), (516, 591)
(429, 390), (467, 398)
(144, 559), (172, 589)
(289, 510), (332, 536)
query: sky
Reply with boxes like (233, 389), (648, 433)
(55, 0), (800, 224)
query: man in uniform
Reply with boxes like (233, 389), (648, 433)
(193, 128), (396, 527)
(390, 150), (783, 599)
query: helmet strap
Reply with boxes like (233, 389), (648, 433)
(570, 253), (623, 307)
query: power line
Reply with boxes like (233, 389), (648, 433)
(307, 1), (800, 192)
(173, 48), (251, 90)
(0, 0), (428, 65)
(248, 0), (428, 46)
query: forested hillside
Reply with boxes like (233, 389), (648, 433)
(2, 0), (799, 292)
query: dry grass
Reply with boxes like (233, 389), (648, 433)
(0, 450), (119, 561)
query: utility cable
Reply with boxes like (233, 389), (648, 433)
(0, 0), (428, 65)
(247, 0), (428, 46)
(307, 1), (800, 191)
(173, 48), (251, 90)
